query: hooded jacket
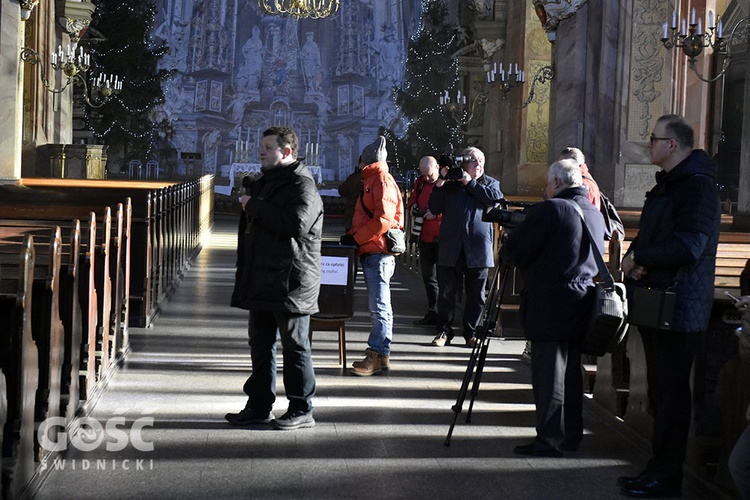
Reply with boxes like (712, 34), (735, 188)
(348, 161), (404, 256)
(626, 149), (720, 332)
(231, 160), (324, 313)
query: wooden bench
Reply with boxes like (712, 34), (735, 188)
(15, 177), (214, 327)
(0, 236), (38, 500)
(0, 223), (84, 422)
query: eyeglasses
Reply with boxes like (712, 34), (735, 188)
(649, 135), (673, 145)
(461, 157), (477, 163)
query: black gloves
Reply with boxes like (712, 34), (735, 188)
(340, 234), (357, 247)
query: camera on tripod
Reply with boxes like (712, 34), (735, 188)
(438, 153), (466, 181)
(482, 200), (532, 228)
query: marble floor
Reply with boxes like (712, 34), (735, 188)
(31, 216), (725, 499)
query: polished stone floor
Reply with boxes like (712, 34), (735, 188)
(32, 216), (724, 499)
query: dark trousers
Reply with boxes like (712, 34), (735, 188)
(529, 339), (584, 451)
(436, 254), (488, 340)
(640, 328), (702, 481)
(243, 310), (316, 414)
(418, 240), (439, 314)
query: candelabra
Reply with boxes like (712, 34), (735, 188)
(258, 0), (339, 19)
(19, 0), (39, 20)
(440, 89), (489, 132)
(661, 8), (749, 83)
(20, 45), (122, 108)
(486, 63), (555, 109)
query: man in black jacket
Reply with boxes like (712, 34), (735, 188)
(501, 159), (605, 457)
(619, 115), (720, 497)
(227, 126), (324, 430)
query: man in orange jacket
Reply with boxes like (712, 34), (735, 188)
(340, 136), (404, 376)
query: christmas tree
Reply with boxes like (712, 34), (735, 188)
(85, 0), (174, 164)
(393, 0), (460, 158)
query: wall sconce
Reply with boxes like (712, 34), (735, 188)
(661, 8), (749, 82)
(20, 45), (122, 108)
(486, 63), (555, 109)
(439, 89), (489, 134)
(19, 0), (39, 20)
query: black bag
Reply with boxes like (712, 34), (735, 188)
(583, 175), (624, 241)
(629, 286), (676, 330)
(568, 200), (629, 356)
(359, 185), (405, 255)
(600, 192), (625, 241)
(385, 228), (406, 254)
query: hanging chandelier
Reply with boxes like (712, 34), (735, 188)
(258, 0), (339, 19)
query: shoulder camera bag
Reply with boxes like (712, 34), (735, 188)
(359, 186), (406, 255)
(568, 200), (629, 356)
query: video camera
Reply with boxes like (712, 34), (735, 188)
(482, 200), (535, 228)
(437, 153), (466, 181)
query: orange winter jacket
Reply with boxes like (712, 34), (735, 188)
(348, 161), (404, 256)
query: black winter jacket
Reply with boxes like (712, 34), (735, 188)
(626, 149), (720, 332)
(231, 161), (324, 313)
(500, 187), (605, 341)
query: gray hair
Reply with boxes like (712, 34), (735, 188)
(547, 159), (583, 188)
(460, 146), (485, 166)
(559, 147), (585, 165)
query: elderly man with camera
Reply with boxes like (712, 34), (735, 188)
(428, 146), (502, 347)
(500, 159), (605, 457)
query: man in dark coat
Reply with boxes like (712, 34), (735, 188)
(428, 146), (503, 347)
(227, 126), (324, 430)
(619, 115), (720, 497)
(501, 159), (605, 457)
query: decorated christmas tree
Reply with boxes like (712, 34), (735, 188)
(393, 0), (460, 158)
(85, 0), (173, 164)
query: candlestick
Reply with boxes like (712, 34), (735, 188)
(663, 22), (668, 39)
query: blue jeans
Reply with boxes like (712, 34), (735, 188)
(243, 310), (316, 414)
(360, 253), (396, 356)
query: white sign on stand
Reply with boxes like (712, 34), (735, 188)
(320, 256), (349, 286)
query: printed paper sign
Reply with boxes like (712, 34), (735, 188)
(321, 256), (348, 286)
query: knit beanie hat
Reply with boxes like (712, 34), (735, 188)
(361, 136), (387, 165)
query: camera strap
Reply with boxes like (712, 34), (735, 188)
(565, 199), (615, 287)
(359, 186), (374, 219)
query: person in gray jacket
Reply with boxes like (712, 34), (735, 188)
(428, 146), (502, 347)
(228, 126), (324, 431)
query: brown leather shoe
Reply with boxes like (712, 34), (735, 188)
(351, 349), (382, 376)
(380, 353), (390, 370)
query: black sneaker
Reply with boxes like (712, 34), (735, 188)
(224, 408), (274, 426)
(413, 313), (437, 326)
(273, 409), (315, 430)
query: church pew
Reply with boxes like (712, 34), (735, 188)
(0, 222), (84, 422)
(14, 177), (213, 327)
(0, 228), (63, 428)
(0, 210), (115, 400)
(0, 236), (38, 500)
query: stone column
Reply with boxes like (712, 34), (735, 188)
(736, 35), (750, 228)
(0, 1), (25, 182)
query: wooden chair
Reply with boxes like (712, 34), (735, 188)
(308, 243), (357, 367)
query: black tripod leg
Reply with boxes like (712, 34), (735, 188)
(465, 335), (491, 423)
(445, 337), (484, 447)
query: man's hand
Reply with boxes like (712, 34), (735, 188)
(735, 295), (750, 311)
(340, 234), (358, 247)
(621, 252), (647, 280)
(424, 209), (437, 220)
(240, 194), (251, 209)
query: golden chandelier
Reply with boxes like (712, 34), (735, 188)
(258, 0), (339, 19)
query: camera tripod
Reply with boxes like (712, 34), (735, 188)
(445, 257), (513, 447)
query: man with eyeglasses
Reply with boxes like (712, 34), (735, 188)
(428, 146), (502, 347)
(619, 115), (720, 497)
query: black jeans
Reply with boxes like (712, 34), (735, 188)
(436, 254), (488, 340)
(639, 328), (702, 481)
(529, 339), (584, 451)
(418, 240), (439, 314)
(243, 310), (316, 414)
